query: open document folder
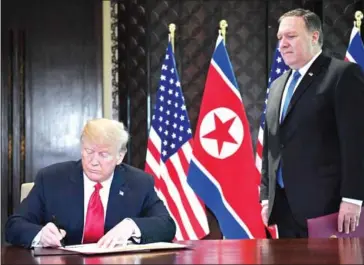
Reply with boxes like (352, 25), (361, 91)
(307, 207), (364, 238)
(57, 242), (190, 255)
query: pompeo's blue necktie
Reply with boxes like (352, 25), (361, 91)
(277, 70), (301, 188)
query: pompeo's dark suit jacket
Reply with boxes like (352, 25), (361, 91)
(260, 53), (364, 227)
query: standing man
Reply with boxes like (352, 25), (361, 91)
(5, 118), (176, 248)
(260, 8), (364, 238)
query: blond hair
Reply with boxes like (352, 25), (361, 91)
(81, 118), (129, 153)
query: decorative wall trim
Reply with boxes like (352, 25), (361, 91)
(110, 1), (119, 121)
(102, 0), (119, 120)
(102, 0), (113, 119)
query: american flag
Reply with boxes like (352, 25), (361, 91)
(255, 45), (289, 173)
(145, 41), (210, 240)
(345, 26), (364, 71)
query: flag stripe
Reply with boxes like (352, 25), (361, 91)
(159, 162), (195, 238)
(178, 145), (210, 234)
(145, 162), (185, 240)
(345, 26), (364, 71)
(145, 159), (190, 240)
(211, 59), (242, 100)
(146, 139), (160, 169)
(255, 156), (262, 176)
(170, 150), (209, 235)
(189, 157), (253, 238)
(177, 142), (190, 176)
(153, 187), (183, 240)
(164, 159), (200, 239)
(345, 53), (356, 63)
(145, 129), (189, 240)
(256, 141), (263, 159)
(146, 144), (191, 240)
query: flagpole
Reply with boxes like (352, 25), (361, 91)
(219, 20), (228, 44)
(354, 11), (363, 32)
(169, 23), (176, 52)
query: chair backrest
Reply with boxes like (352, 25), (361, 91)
(20, 182), (35, 202)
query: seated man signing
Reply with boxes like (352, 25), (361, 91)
(5, 118), (176, 248)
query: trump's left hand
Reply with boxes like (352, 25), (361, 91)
(338, 201), (361, 234)
(97, 218), (137, 248)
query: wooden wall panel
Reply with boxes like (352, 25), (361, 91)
(1, 0), (103, 243)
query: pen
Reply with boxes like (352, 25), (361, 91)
(52, 215), (65, 247)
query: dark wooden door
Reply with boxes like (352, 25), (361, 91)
(1, 0), (103, 243)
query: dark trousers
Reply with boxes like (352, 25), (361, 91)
(271, 185), (308, 238)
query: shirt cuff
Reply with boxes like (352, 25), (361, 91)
(125, 218), (141, 243)
(261, 200), (268, 207)
(31, 230), (43, 247)
(342, 197), (363, 207)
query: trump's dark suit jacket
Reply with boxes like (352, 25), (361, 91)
(260, 54), (364, 227)
(5, 161), (176, 248)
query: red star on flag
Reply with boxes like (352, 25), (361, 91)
(202, 113), (237, 155)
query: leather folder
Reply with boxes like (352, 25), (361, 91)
(307, 207), (364, 238)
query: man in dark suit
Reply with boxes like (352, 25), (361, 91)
(5, 118), (176, 248)
(260, 8), (364, 238)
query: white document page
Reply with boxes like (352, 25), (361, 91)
(58, 242), (189, 255)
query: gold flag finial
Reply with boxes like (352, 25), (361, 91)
(219, 20), (228, 44)
(354, 11), (363, 31)
(169, 23), (176, 52)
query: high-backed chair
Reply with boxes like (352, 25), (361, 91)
(20, 182), (35, 202)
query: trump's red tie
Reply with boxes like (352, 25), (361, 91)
(82, 182), (104, 244)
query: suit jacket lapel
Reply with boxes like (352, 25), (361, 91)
(271, 70), (291, 129)
(268, 71), (290, 174)
(105, 164), (128, 232)
(282, 54), (328, 124)
(68, 160), (85, 243)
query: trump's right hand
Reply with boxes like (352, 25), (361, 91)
(261, 204), (269, 226)
(39, 222), (66, 247)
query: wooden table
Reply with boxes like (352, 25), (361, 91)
(2, 238), (364, 264)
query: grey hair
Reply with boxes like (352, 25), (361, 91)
(279, 8), (323, 47)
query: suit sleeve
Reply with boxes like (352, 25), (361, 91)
(130, 176), (176, 243)
(335, 63), (364, 201)
(5, 170), (46, 248)
(260, 118), (269, 201)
